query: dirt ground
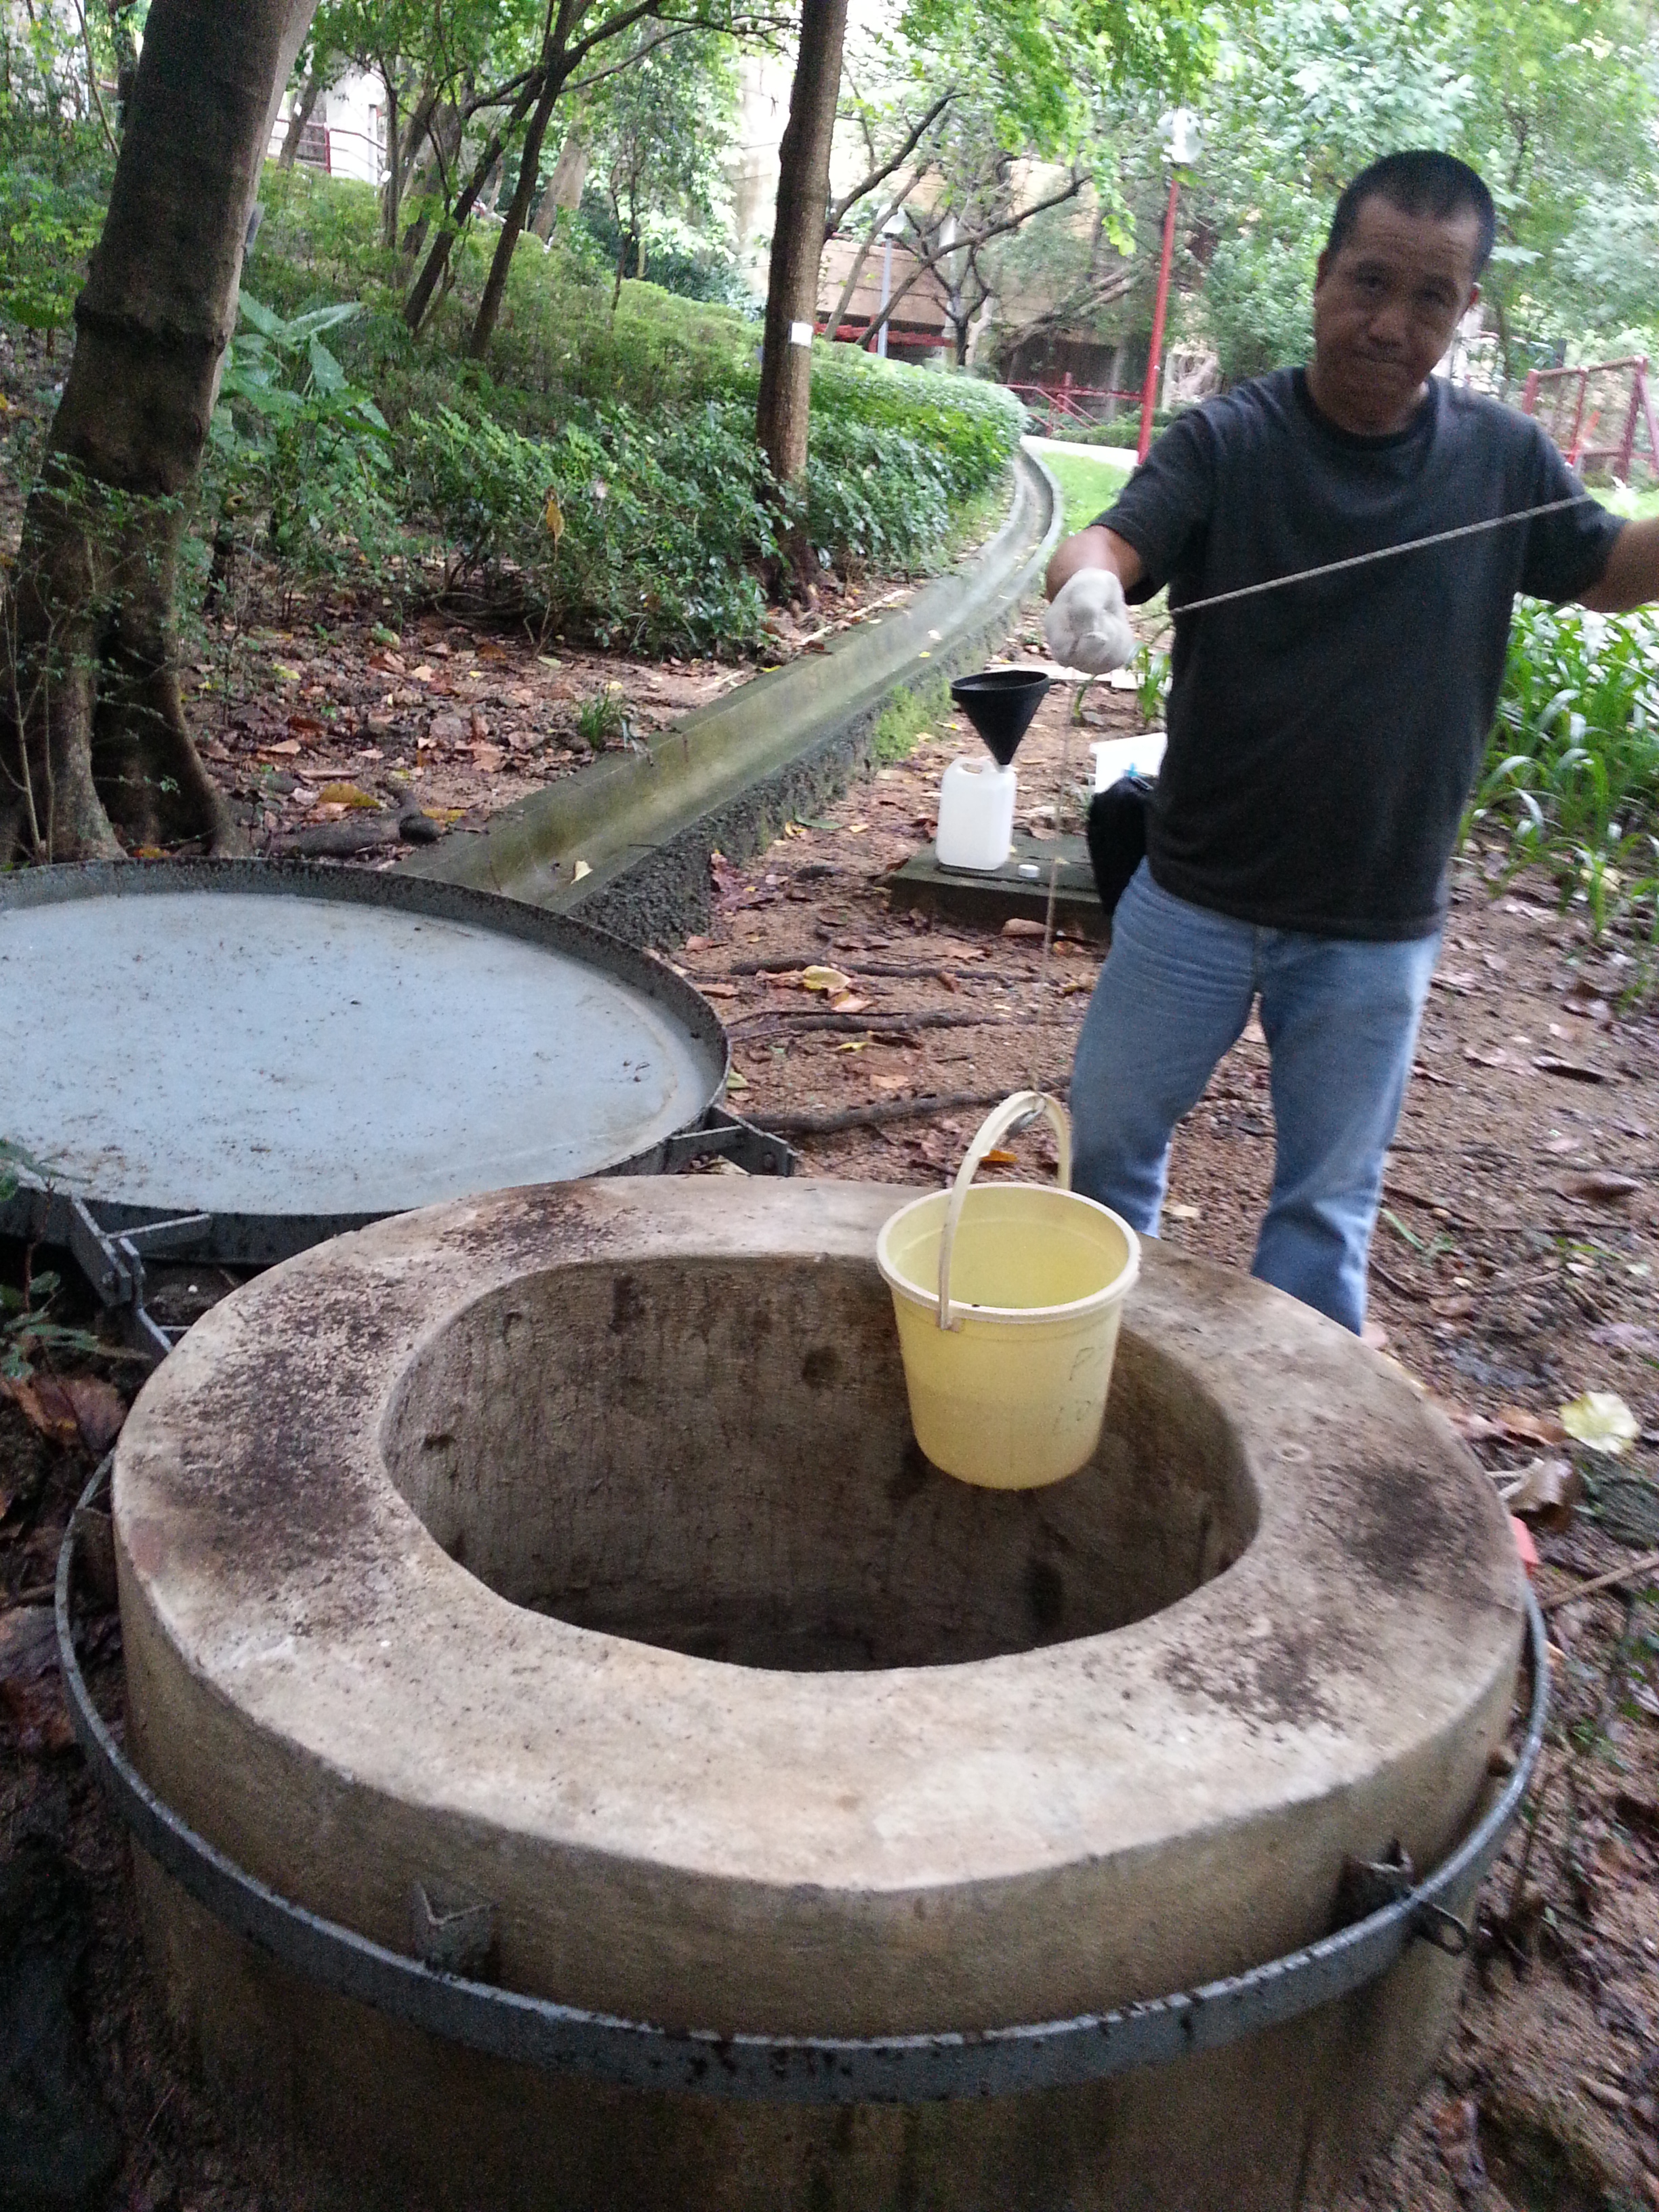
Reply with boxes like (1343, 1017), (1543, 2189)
(4, 531), (1659, 2202)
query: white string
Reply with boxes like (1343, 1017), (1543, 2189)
(1164, 493), (1596, 620)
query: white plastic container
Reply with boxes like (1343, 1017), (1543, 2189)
(937, 757), (1017, 872)
(1090, 731), (1167, 791)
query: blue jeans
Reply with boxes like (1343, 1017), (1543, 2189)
(1071, 864), (1441, 1334)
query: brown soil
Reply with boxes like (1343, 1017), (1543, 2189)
(4, 457), (1659, 2203)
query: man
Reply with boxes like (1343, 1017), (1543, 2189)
(1044, 149), (1659, 1336)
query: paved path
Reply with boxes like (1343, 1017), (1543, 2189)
(1023, 436), (1137, 469)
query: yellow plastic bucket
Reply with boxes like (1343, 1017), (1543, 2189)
(876, 1092), (1141, 1490)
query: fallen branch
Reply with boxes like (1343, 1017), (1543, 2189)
(1370, 1258), (1430, 1302)
(717, 956), (1027, 984)
(752, 1086), (1016, 1136)
(729, 1009), (1035, 1038)
(1542, 1545), (1659, 1614)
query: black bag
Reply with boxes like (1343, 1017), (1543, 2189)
(1084, 773), (1154, 917)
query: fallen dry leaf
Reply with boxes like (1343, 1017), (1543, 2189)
(1559, 1388), (1638, 1456)
(1495, 1405), (1571, 1447)
(800, 965), (852, 995)
(1463, 1045), (1510, 1068)
(1166, 1202), (1202, 1223)
(699, 982), (738, 1000)
(1561, 1170), (1641, 1202)
(316, 782), (379, 810)
(1442, 1404), (1506, 1445)
(1532, 1052), (1607, 1083)
(0, 1374), (79, 1448)
(1498, 1455), (1582, 1528)
(1002, 918), (1046, 939)
(1432, 2096), (1486, 2196)
(59, 1377), (125, 1455)
(830, 992), (869, 1014)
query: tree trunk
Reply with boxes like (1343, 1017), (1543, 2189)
(532, 125), (587, 239)
(401, 96), (466, 260)
(755, 0), (848, 504)
(403, 73), (540, 333)
(279, 61), (325, 167)
(466, 65), (566, 359)
(380, 67), (401, 250)
(0, 0), (316, 864)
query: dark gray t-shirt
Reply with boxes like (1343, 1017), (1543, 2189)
(1098, 367), (1623, 938)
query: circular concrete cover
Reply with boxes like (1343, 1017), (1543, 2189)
(0, 863), (724, 1232)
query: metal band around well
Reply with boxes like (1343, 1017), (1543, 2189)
(58, 1460), (1547, 2104)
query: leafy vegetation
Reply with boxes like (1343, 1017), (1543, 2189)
(1184, 0), (1659, 388)
(1469, 602), (1659, 961)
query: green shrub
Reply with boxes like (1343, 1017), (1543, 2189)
(1468, 599), (1659, 954)
(205, 295), (400, 586)
(402, 399), (777, 655)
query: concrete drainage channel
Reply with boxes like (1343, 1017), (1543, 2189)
(67, 1177), (1545, 2212)
(404, 447), (1063, 939)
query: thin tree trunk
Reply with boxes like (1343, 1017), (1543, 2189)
(466, 65), (565, 358)
(756, 0), (849, 544)
(279, 61), (324, 167)
(0, 0), (316, 863)
(380, 67), (401, 249)
(403, 73), (540, 333)
(401, 95), (464, 259)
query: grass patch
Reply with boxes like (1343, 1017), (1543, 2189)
(1593, 482), (1659, 522)
(1033, 447), (1134, 537)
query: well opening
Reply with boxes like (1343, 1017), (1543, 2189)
(382, 1256), (1258, 1669)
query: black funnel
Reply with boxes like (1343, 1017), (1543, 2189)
(949, 668), (1051, 767)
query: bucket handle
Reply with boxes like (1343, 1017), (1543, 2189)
(936, 1090), (1072, 1332)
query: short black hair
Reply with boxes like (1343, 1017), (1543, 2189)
(1326, 150), (1496, 276)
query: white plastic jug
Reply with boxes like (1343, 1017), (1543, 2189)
(937, 756), (1016, 872)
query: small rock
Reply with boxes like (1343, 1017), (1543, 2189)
(428, 711), (468, 745)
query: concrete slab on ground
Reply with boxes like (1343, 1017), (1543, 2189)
(885, 830), (1106, 939)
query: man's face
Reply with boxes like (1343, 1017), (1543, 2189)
(1310, 195), (1482, 434)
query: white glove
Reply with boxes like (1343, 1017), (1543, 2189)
(1043, 567), (1137, 676)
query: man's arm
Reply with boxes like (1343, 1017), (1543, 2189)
(1045, 525), (1147, 602)
(1577, 517), (1659, 614)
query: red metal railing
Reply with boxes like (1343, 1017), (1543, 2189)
(265, 121), (385, 185)
(1521, 356), (1658, 480)
(1004, 375), (1142, 432)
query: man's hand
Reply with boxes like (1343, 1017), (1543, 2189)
(1044, 566), (1137, 675)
